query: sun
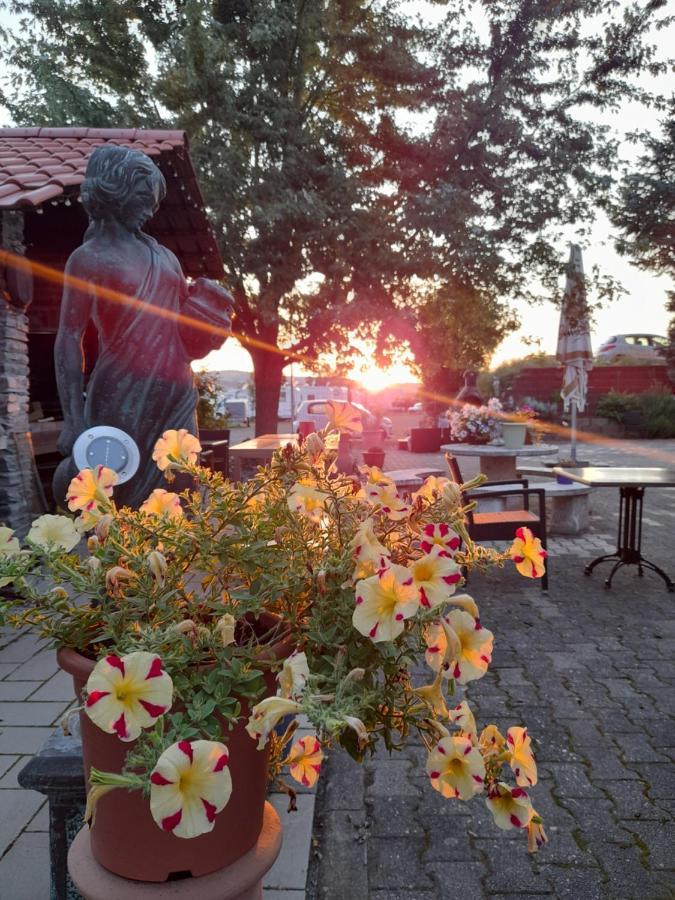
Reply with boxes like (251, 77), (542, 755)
(356, 360), (419, 393)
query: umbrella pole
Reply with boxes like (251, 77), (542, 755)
(570, 401), (577, 464)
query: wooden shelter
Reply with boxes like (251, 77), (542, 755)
(0, 127), (224, 533)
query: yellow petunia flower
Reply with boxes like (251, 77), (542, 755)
(27, 515), (80, 553)
(424, 610), (493, 684)
(245, 696), (303, 750)
(352, 564), (419, 642)
(447, 700), (478, 741)
(426, 734), (486, 800)
(277, 651), (310, 700)
(510, 527), (547, 578)
(285, 735), (323, 788)
(140, 488), (183, 520)
(486, 782), (534, 830)
(287, 481), (330, 523)
(152, 429), (201, 471)
(506, 726), (538, 787)
(325, 400), (363, 433)
(412, 475), (450, 503)
(527, 809), (548, 853)
(66, 465), (117, 515)
(409, 547), (462, 609)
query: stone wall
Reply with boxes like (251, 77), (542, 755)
(0, 211), (33, 536)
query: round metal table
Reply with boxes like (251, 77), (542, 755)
(440, 443), (559, 482)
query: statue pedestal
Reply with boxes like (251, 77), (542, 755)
(68, 801), (282, 900)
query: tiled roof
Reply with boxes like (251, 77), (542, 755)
(0, 127), (224, 278)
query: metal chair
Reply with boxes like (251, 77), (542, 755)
(446, 454), (549, 591)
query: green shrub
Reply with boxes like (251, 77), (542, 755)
(636, 390), (675, 438)
(595, 391), (638, 423)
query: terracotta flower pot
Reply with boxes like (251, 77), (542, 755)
(362, 449), (385, 468)
(58, 613), (294, 882)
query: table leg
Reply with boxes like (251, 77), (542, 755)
(583, 487), (674, 591)
(230, 455), (242, 482)
(480, 456), (517, 482)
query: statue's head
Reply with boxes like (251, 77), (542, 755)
(80, 145), (167, 232)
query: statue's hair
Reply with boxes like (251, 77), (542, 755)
(80, 145), (166, 222)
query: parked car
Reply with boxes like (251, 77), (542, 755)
(223, 399), (251, 426)
(596, 334), (669, 363)
(292, 400), (393, 436)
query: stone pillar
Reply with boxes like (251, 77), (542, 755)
(0, 210), (34, 536)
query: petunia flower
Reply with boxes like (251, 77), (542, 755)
(27, 514), (80, 552)
(245, 696), (303, 750)
(66, 465), (117, 515)
(447, 701), (478, 741)
(412, 476), (450, 503)
(506, 726), (538, 787)
(409, 547), (462, 609)
(150, 739), (232, 839)
(0, 525), (20, 558)
(287, 481), (330, 523)
(442, 609), (494, 684)
(479, 724), (506, 755)
(304, 432), (325, 460)
(527, 809), (548, 853)
(0, 525), (21, 588)
(214, 614), (236, 646)
(412, 672), (449, 718)
(426, 734), (486, 800)
(140, 489), (183, 520)
(351, 519), (391, 568)
(341, 715), (370, 750)
(441, 481), (463, 511)
(363, 479), (409, 522)
(285, 735), (323, 788)
(510, 527), (547, 579)
(353, 564), (419, 642)
(325, 400), (363, 433)
(419, 522), (461, 557)
(152, 429), (201, 471)
(84, 651), (173, 742)
(486, 782), (534, 830)
(424, 619), (461, 676)
(277, 651), (310, 700)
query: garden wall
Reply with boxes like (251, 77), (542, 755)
(513, 365), (673, 413)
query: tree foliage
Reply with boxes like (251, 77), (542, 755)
(611, 101), (675, 372)
(1, 0), (671, 426)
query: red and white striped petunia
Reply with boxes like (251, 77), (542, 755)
(286, 735), (323, 788)
(409, 547), (463, 608)
(420, 522), (461, 557)
(84, 652), (173, 742)
(66, 465), (117, 515)
(506, 726), (538, 787)
(486, 782), (534, 830)
(150, 740), (232, 839)
(352, 564), (419, 643)
(426, 734), (486, 800)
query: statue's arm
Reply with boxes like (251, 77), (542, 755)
(55, 252), (94, 455)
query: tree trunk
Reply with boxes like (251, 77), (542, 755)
(251, 349), (285, 436)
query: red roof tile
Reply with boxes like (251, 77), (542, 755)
(0, 127), (223, 279)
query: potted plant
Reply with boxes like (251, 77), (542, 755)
(362, 445), (386, 468)
(0, 407), (550, 886)
(448, 399), (502, 445)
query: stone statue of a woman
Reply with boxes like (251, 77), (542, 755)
(53, 145), (233, 508)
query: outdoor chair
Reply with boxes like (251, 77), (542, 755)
(446, 454), (549, 591)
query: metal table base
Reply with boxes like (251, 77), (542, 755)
(584, 485), (674, 591)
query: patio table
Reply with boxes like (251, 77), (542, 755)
(229, 433), (297, 481)
(440, 442), (559, 482)
(553, 466), (675, 591)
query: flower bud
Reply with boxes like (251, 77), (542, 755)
(215, 613), (236, 646)
(305, 432), (324, 459)
(316, 570), (327, 593)
(87, 535), (99, 553)
(167, 619), (197, 637)
(95, 514), (113, 542)
(85, 557), (101, 574)
(50, 587), (68, 601)
(105, 566), (133, 594)
(442, 482), (463, 511)
(147, 550), (167, 585)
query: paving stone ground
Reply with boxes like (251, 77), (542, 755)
(310, 440), (675, 900)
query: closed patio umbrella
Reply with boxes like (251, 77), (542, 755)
(556, 244), (593, 464)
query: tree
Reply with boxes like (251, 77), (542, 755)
(2, 0), (435, 432)
(2, 1), (670, 430)
(611, 101), (675, 374)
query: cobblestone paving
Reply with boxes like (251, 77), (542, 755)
(311, 441), (675, 899)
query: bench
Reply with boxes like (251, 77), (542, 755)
(528, 480), (591, 534)
(384, 468), (445, 495)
